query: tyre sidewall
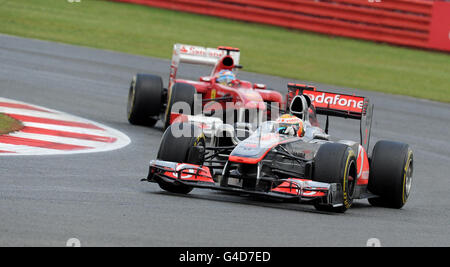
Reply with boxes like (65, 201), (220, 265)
(156, 123), (206, 194)
(127, 74), (163, 125)
(313, 143), (357, 212)
(164, 83), (197, 129)
(368, 141), (413, 208)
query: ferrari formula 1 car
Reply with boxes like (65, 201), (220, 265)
(143, 84), (414, 213)
(127, 44), (284, 129)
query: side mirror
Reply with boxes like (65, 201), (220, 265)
(253, 83), (266, 89)
(200, 77), (212, 82)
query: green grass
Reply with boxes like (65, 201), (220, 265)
(0, 113), (23, 135)
(0, 0), (449, 102)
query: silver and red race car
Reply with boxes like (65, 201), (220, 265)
(127, 44), (284, 129)
(143, 83), (414, 213)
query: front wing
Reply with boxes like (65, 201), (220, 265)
(144, 160), (345, 207)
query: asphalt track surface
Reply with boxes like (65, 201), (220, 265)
(0, 34), (449, 247)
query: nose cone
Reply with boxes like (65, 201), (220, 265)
(229, 133), (286, 164)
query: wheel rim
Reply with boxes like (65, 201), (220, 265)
(404, 160), (413, 200)
(347, 161), (357, 199)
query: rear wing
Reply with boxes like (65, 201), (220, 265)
(287, 83), (374, 151)
(170, 44), (240, 87)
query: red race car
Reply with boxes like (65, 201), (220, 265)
(127, 44), (284, 129)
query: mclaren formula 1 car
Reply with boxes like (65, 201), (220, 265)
(143, 84), (414, 213)
(127, 44), (284, 129)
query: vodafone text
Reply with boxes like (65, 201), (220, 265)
(305, 92), (364, 110)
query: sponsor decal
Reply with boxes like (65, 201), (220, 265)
(169, 169), (196, 180)
(180, 46), (188, 53)
(162, 163), (214, 183)
(304, 90), (364, 113)
(179, 45), (226, 58)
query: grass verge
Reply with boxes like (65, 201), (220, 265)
(0, 0), (449, 102)
(0, 113), (23, 135)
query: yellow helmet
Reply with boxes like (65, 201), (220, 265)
(276, 114), (305, 137)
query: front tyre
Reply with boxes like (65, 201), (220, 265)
(156, 123), (206, 194)
(313, 143), (357, 213)
(127, 74), (163, 127)
(368, 141), (414, 209)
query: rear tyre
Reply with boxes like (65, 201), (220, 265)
(313, 143), (357, 213)
(368, 141), (413, 209)
(127, 74), (163, 127)
(164, 83), (197, 130)
(157, 123), (206, 194)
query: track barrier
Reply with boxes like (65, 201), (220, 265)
(111, 0), (450, 52)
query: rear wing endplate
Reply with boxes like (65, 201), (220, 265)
(287, 83), (374, 151)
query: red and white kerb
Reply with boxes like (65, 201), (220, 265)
(0, 97), (130, 156)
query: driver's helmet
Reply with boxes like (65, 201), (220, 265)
(276, 114), (305, 137)
(216, 70), (236, 86)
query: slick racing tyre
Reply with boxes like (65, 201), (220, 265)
(313, 143), (357, 213)
(127, 74), (163, 127)
(368, 141), (414, 209)
(164, 83), (197, 130)
(156, 123), (206, 194)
